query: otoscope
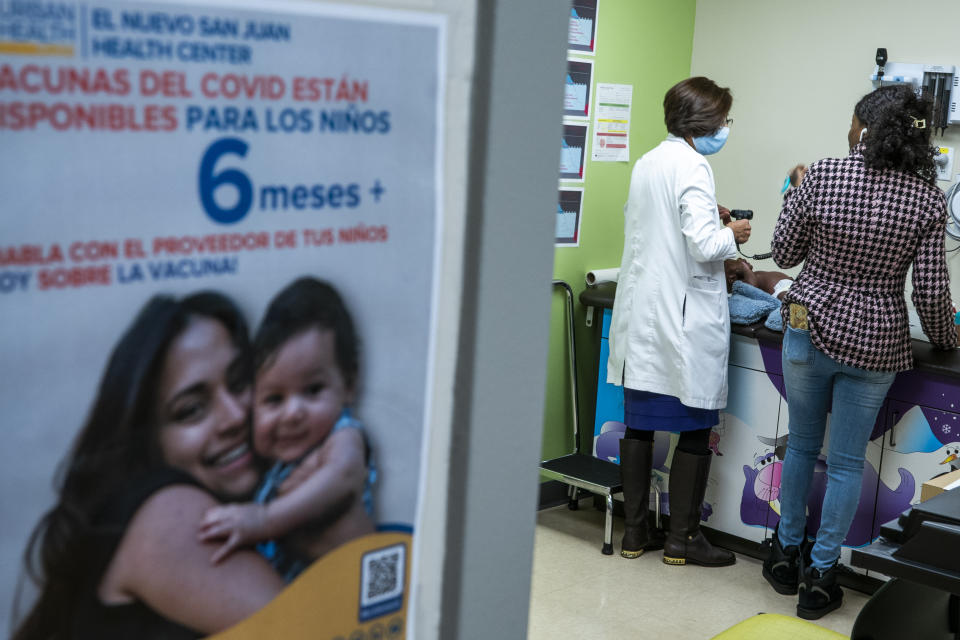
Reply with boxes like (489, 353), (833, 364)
(729, 209), (772, 260)
(876, 47), (887, 87)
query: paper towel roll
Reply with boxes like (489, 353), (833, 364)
(585, 268), (619, 286)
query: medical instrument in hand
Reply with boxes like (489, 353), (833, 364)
(730, 209), (773, 260)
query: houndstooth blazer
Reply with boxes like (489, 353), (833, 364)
(772, 143), (956, 372)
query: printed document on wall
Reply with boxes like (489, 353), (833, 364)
(563, 58), (593, 119)
(0, 1), (445, 638)
(559, 120), (588, 182)
(592, 83), (631, 162)
(556, 187), (583, 247)
(567, 0), (598, 55)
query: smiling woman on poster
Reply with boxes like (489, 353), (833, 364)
(12, 292), (285, 639)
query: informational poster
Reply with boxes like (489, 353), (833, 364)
(0, 1), (443, 639)
(556, 187), (583, 246)
(591, 82), (631, 162)
(559, 120), (588, 181)
(567, 0), (597, 55)
(563, 57), (592, 119)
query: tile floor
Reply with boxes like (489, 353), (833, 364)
(527, 504), (868, 639)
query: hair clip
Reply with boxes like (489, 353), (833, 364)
(912, 117), (926, 129)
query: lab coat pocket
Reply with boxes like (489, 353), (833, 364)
(681, 278), (727, 364)
(784, 326), (814, 365)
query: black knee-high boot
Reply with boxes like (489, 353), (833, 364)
(619, 438), (663, 558)
(662, 449), (735, 567)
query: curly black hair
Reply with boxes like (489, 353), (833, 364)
(855, 85), (938, 183)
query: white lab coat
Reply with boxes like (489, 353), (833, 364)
(607, 135), (737, 410)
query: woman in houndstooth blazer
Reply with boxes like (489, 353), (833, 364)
(761, 85), (959, 620)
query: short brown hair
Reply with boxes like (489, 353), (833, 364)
(663, 77), (732, 138)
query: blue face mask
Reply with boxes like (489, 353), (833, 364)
(692, 126), (729, 155)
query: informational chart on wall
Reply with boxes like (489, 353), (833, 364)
(592, 82), (631, 162)
(563, 57), (592, 119)
(557, 10), (595, 246)
(0, 1), (444, 638)
(559, 121), (588, 181)
(556, 187), (583, 246)
(567, 0), (597, 55)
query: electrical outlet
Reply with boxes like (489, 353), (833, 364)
(936, 146), (954, 181)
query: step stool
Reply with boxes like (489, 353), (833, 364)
(539, 280), (660, 555)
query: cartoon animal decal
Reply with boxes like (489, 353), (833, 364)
(752, 434), (786, 505)
(753, 452), (781, 503)
(594, 421), (714, 519)
(709, 429), (724, 456)
(740, 434), (788, 528)
(700, 499), (714, 522)
(594, 421), (670, 471)
(738, 434), (914, 546)
(594, 421), (625, 463)
(939, 444), (960, 471)
(924, 407), (960, 471)
(805, 463), (914, 547)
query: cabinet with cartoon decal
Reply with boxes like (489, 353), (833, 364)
(590, 317), (960, 564)
(869, 373), (960, 542)
(705, 335), (785, 544)
(713, 336), (920, 572)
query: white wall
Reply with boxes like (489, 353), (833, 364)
(692, 0), (960, 305)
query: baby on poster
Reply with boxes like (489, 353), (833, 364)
(199, 277), (376, 581)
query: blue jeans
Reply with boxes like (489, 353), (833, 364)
(777, 327), (896, 570)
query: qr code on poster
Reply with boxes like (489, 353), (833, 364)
(359, 543), (405, 622)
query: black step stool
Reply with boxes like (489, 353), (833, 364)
(539, 280), (660, 555)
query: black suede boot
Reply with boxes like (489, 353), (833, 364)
(762, 525), (800, 595)
(619, 438), (663, 558)
(662, 449), (735, 567)
(797, 552), (843, 620)
(647, 525), (666, 551)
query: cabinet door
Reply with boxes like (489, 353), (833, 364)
(592, 312), (626, 462)
(887, 370), (960, 413)
(708, 362), (783, 543)
(872, 400), (960, 539)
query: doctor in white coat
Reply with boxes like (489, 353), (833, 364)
(608, 77), (751, 567)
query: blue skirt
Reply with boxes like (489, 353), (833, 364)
(623, 388), (718, 432)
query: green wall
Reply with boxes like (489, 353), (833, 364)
(542, 0), (697, 464)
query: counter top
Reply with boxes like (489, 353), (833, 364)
(579, 283), (960, 380)
(579, 281), (617, 309)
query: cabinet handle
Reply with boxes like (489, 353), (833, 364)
(889, 412), (899, 447)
